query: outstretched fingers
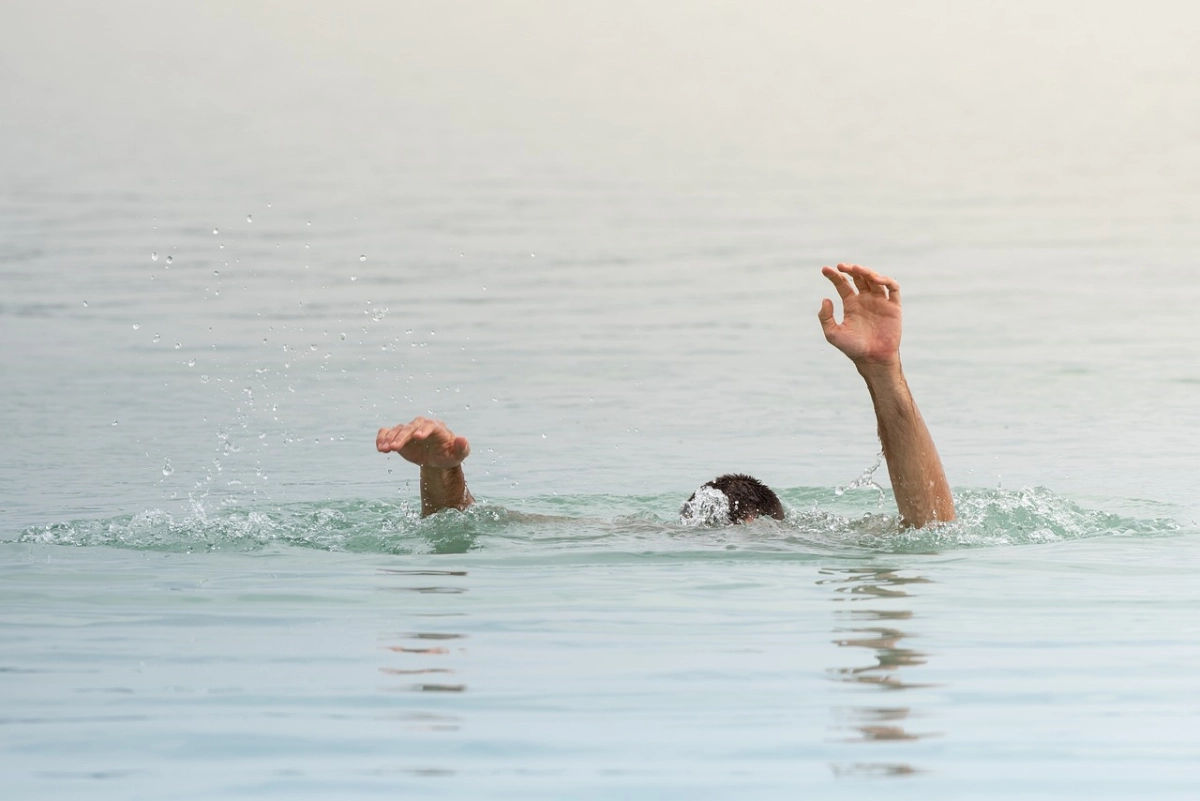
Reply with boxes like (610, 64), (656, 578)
(840, 263), (873, 294)
(822, 265), (856, 300)
(377, 425), (414, 453)
(377, 416), (438, 454)
(839, 263), (901, 303)
(877, 273), (901, 304)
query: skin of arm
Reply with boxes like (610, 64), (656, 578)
(818, 264), (955, 527)
(376, 417), (475, 517)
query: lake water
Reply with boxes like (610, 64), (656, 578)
(2, 1), (1199, 797)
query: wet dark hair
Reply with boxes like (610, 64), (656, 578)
(681, 473), (785, 525)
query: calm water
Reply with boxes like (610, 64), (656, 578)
(3, 1), (1200, 797)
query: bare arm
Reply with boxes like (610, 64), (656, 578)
(818, 264), (955, 527)
(376, 417), (474, 517)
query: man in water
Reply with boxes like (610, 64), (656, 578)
(376, 264), (956, 528)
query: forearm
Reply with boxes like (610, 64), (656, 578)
(419, 466), (474, 517)
(858, 360), (955, 527)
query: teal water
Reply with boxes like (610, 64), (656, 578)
(4, 0), (1200, 797)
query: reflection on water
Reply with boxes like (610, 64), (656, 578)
(820, 566), (940, 778)
(377, 568), (470, 700)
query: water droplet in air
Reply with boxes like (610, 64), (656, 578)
(111, 420), (118, 426)
(151, 252), (159, 262)
(309, 344), (317, 351)
(174, 342), (181, 349)
(165, 255), (173, 265)
(162, 460), (174, 477)
(359, 254), (366, 262)
(200, 375), (210, 383)
(214, 270), (219, 276)
(82, 301), (88, 307)
(212, 228), (219, 235)
(153, 333), (161, 343)
(246, 214), (252, 223)
(339, 332), (346, 340)
(350, 276), (357, 282)
(187, 359), (196, 367)
(132, 323), (140, 330)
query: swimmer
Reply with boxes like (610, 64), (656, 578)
(376, 265), (955, 528)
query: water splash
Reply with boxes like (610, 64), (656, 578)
(835, 452), (886, 506)
(14, 488), (1182, 557)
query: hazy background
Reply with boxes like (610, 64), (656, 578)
(3, 0), (1199, 532)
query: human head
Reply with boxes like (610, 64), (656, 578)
(679, 473), (785, 526)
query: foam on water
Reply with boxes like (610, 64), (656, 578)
(15, 487), (1182, 556)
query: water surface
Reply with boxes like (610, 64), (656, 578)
(3, 0), (1200, 797)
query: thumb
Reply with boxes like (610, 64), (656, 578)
(818, 298), (838, 338)
(453, 436), (471, 462)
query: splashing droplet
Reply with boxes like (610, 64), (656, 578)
(153, 333), (161, 343)
(359, 254), (367, 262)
(111, 420), (119, 426)
(174, 342), (181, 349)
(82, 301), (88, 307)
(162, 460), (174, 477)
(187, 358), (196, 367)
(212, 228), (219, 235)
(151, 252), (158, 262)
(132, 323), (140, 330)
(246, 214), (253, 223)
(165, 255), (173, 265)
(350, 276), (357, 282)
(200, 375), (210, 383)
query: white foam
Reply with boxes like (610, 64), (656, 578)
(679, 485), (730, 527)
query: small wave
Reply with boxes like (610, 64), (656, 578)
(815, 487), (1182, 553)
(14, 487), (1183, 556)
(16, 499), (474, 555)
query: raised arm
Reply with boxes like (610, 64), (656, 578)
(818, 264), (955, 527)
(376, 417), (474, 517)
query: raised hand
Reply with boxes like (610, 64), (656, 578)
(376, 417), (470, 469)
(818, 263), (903, 367)
(815, 264), (955, 527)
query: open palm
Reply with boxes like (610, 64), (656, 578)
(818, 264), (903, 365)
(376, 417), (471, 469)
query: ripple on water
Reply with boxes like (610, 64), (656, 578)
(13, 487), (1183, 557)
